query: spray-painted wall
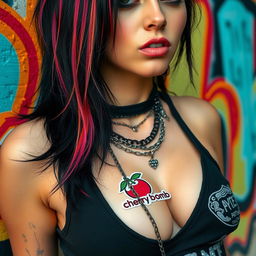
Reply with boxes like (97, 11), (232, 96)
(0, 0), (255, 255)
(0, 0), (40, 254)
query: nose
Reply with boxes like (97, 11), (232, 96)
(143, 1), (167, 31)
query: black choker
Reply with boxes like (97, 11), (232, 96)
(109, 85), (158, 118)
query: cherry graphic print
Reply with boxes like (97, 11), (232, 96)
(119, 173), (152, 198)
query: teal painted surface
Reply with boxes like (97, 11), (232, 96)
(2, 0), (27, 17)
(218, 0), (255, 199)
(2, 1), (13, 6)
(0, 34), (19, 113)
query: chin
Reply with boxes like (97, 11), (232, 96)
(137, 66), (169, 78)
(136, 59), (171, 78)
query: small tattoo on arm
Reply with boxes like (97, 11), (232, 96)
(36, 249), (45, 255)
(25, 248), (32, 256)
(22, 234), (28, 243)
(22, 222), (45, 256)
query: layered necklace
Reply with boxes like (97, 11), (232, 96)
(110, 86), (169, 169)
(108, 86), (168, 256)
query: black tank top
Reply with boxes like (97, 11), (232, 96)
(57, 93), (240, 256)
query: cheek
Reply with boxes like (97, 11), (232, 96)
(168, 9), (187, 39)
(104, 23), (135, 68)
(107, 20), (137, 63)
(114, 19), (134, 48)
(179, 10), (187, 33)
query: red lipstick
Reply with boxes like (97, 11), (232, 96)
(139, 37), (171, 57)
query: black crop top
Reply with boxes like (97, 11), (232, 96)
(57, 93), (240, 256)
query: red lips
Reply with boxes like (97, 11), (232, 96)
(139, 37), (171, 49)
(139, 37), (171, 57)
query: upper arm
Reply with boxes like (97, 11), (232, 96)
(0, 123), (58, 256)
(172, 96), (225, 174)
(206, 103), (225, 174)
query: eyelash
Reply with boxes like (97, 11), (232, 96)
(117, 0), (138, 8)
(118, 0), (183, 9)
(161, 0), (183, 5)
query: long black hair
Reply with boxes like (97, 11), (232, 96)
(25, 0), (197, 201)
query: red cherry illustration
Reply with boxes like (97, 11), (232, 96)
(120, 173), (152, 198)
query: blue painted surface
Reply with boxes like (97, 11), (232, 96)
(0, 34), (19, 113)
(2, 0), (13, 7)
(217, 0), (255, 199)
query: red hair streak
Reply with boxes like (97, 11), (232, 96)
(38, 0), (114, 186)
(51, 0), (67, 95)
(62, 1), (96, 183)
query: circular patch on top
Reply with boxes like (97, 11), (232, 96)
(208, 185), (240, 227)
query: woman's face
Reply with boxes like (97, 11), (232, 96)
(103, 0), (187, 78)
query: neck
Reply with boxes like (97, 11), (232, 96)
(108, 85), (158, 118)
(101, 62), (154, 106)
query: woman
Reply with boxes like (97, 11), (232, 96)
(0, 0), (240, 255)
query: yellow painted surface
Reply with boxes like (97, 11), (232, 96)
(0, 220), (8, 241)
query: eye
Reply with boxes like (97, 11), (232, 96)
(118, 0), (138, 8)
(160, 0), (183, 5)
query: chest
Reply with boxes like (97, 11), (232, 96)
(49, 96), (240, 255)
(51, 122), (205, 241)
(93, 138), (202, 237)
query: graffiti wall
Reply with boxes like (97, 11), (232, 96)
(0, 0), (40, 255)
(171, 0), (256, 255)
(0, 0), (255, 255)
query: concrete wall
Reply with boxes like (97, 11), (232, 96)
(0, 0), (255, 255)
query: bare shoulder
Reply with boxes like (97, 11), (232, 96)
(0, 118), (56, 203)
(0, 119), (58, 255)
(171, 96), (221, 131)
(170, 96), (224, 172)
(1, 118), (50, 160)
(0, 119), (50, 190)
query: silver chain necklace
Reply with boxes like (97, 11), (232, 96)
(108, 147), (166, 256)
(110, 97), (168, 169)
(112, 110), (153, 132)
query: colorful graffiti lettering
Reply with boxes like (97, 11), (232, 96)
(202, 1), (256, 254)
(0, 0), (40, 250)
(0, 0), (40, 138)
(170, 0), (255, 254)
(172, 0), (256, 254)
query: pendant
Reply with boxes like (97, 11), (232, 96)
(149, 158), (159, 169)
(132, 127), (138, 132)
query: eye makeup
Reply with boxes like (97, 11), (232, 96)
(118, 0), (138, 8)
(118, 0), (184, 9)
